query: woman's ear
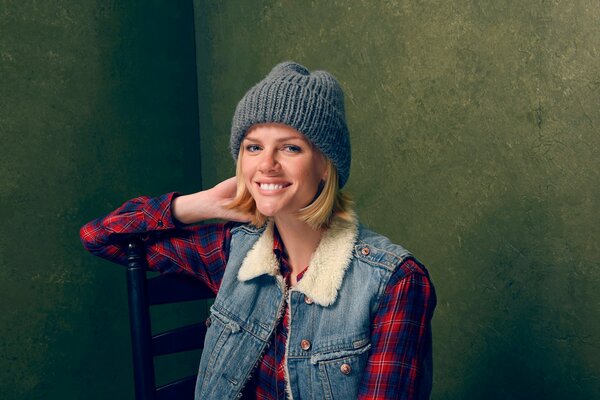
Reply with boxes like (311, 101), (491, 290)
(320, 154), (329, 181)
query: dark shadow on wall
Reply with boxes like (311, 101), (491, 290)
(0, 1), (204, 399)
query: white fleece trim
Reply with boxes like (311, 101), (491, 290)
(237, 222), (279, 281)
(237, 214), (359, 307)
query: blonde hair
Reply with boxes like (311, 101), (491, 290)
(226, 147), (353, 230)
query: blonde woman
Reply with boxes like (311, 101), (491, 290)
(80, 61), (436, 399)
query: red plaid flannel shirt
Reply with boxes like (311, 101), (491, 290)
(80, 193), (436, 399)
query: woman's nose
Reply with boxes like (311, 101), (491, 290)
(258, 150), (279, 173)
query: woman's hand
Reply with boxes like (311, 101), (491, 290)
(172, 177), (252, 224)
(206, 177), (253, 222)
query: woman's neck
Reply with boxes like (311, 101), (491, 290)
(274, 215), (323, 283)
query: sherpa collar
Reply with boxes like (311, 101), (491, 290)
(237, 214), (359, 307)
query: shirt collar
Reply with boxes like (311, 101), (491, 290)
(272, 225), (286, 260)
(273, 226), (309, 282)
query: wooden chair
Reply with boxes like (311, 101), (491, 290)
(125, 239), (215, 400)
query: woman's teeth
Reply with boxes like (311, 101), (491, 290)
(260, 183), (286, 191)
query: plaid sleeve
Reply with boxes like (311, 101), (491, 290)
(358, 258), (436, 400)
(79, 192), (231, 293)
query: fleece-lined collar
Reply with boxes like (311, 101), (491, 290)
(237, 214), (359, 307)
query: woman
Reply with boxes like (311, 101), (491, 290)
(80, 61), (436, 399)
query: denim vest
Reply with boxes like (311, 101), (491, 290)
(194, 215), (429, 399)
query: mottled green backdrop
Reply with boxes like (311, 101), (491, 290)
(194, 0), (600, 399)
(1, 0), (598, 399)
(1, 1), (202, 399)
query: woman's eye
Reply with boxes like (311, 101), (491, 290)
(283, 145), (301, 153)
(245, 144), (261, 152)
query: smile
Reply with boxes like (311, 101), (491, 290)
(257, 182), (291, 192)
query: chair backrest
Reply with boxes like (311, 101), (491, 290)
(126, 239), (215, 400)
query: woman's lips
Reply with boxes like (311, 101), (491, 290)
(256, 182), (291, 193)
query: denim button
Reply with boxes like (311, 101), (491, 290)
(340, 363), (352, 375)
(304, 296), (314, 305)
(205, 317), (212, 328)
(300, 339), (311, 351)
(361, 247), (370, 256)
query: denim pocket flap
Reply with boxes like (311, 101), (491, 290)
(310, 341), (371, 365)
(209, 307), (241, 333)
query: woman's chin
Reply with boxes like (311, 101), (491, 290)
(256, 204), (279, 217)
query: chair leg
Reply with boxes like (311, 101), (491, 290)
(127, 241), (156, 400)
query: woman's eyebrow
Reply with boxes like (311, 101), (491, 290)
(276, 136), (307, 142)
(244, 135), (306, 143)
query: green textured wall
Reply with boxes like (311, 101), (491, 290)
(1, 1), (201, 399)
(2, 0), (598, 399)
(194, 0), (600, 398)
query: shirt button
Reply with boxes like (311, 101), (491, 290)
(304, 296), (314, 305)
(361, 247), (370, 256)
(340, 363), (352, 375)
(300, 339), (311, 351)
(157, 220), (164, 227)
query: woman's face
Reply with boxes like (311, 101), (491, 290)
(241, 123), (327, 219)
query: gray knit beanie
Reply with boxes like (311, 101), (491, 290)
(230, 61), (351, 188)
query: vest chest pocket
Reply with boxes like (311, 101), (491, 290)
(313, 341), (371, 400)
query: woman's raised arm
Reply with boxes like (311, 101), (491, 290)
(79, 178), (250, 293)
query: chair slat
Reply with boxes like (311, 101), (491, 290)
(123, 238), (214, 400)
(147, 274), (215, 305)
(152, 323), (207, 356)
(155, 375), (197, 400)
